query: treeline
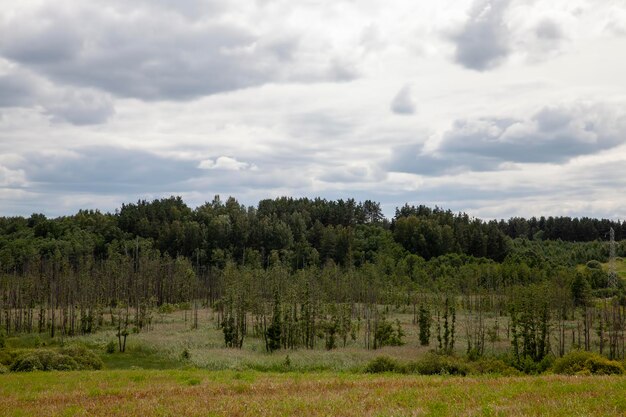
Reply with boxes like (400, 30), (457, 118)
(0, 196), (504, 272)
(498, 215), (624, 242)
(4, 196), (621, 273)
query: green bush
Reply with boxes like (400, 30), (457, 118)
(364, 356), (400, 373)
(47, 354), (79, 371)
(374, 317), (404, 348)
(158, 303), (177, 314)
(0, 328), (5, 349)
(409, 353), (469, 376)
(10, 346), (103, 372)
(0, 363), (9, 374)
(552, 351), (624, 375)
(505, 353), (554, 375)
(0, 349), (15, 366)
(467, 357), (520, 376)
(177, 302), (192, 311)
(105, 340), (116, 354)
(10, 352), (44, 372)
(60, 345), (104, 370)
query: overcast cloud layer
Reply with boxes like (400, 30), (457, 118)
(1, 0), (626, 220)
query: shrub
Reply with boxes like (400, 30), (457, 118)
(177, 302), (192, 310)
(60, 345), (104, 370)
(180, 348), (191, 361)
(365, 356), (400, 373)
(536, 354), (555, 373)
(586, 260), (602, 269)
(467, 357), (520, 376)
(105, 341), (116, 354)
(374, 317), (404, 348)
(504, 353), (554, 375)
(0, 363), (9, 374)
(411, 353), (469, 376)
(47, 354), (79, 371)
(0, 349), (15, 366)
(552, 350), (624, 375)
(10, 346), (103, 372)
(158, 303), (176, 314)
(10, 353), (44, 372)
(0, 328), (5, 349)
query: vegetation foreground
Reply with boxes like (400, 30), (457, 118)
(0, 370), (625, 417)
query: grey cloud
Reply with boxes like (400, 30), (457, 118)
(390, 85), (415, 115)
(388, 104), (626, 175)
(20, 147), (199, 194)
(0, 2), (355, 102)
(45, 90), (114, 125)
(0, 73), (38, 107)
(0, 13), (81, 65)
(185, 168), (311, 193)
(10, 146), (298, 196)
(450, 0), (511, 71)
(112, 0), (226, 19)
(535, 19), (563, 41)
(393, 156), (626, 220)
(359, 24), (386, 53)
(317, 164), (386, 184)
(529, 19), (565, 59)
(0, 69), (114, 125)
(534, 107), (571, 131)
(326, 58), (359, 82)
(389, 144), (500, 176)
(288, 112), (356, 139)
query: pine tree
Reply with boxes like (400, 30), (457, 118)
(418, 304), (431, 346)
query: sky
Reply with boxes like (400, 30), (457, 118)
(1, 0), (626, 220)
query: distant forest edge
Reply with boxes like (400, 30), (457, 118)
(1, 196), (624, 272)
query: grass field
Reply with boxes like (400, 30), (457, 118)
(1, 370), (625, 416)
(2, 303), (625, 416)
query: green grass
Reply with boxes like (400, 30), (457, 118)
(1, 370), (625, 416)
(98, 347), (184, 370)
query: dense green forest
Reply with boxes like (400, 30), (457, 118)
(1, 196), (625, 367)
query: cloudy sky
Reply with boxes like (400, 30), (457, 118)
(1, 0), (626, 219)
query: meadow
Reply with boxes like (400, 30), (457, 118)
(2, 305), (626, 416)
(1, 370), (626, 416)
(3, 306), (513, 373)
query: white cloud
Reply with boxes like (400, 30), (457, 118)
(198, 156), (257, 171)
(0, 164), (27, 187)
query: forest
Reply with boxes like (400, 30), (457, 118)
(0, 196), (625, 375)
